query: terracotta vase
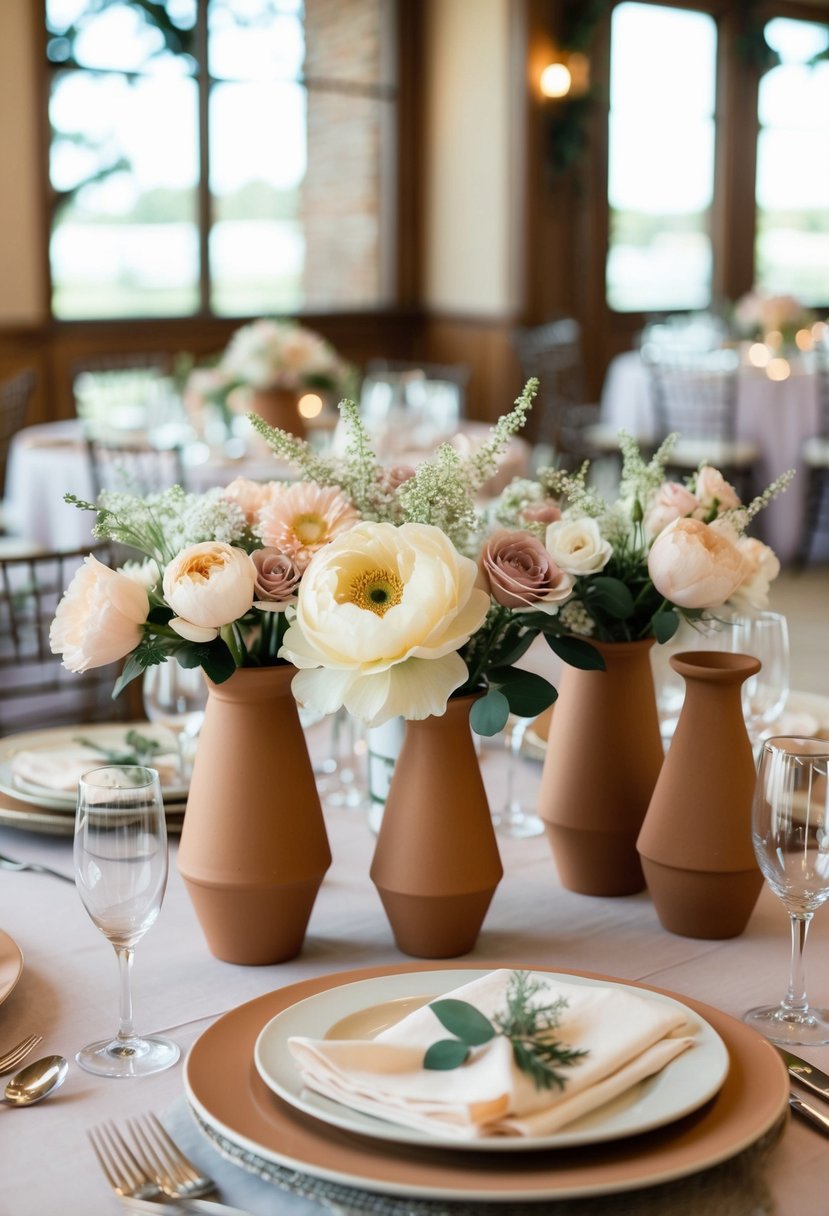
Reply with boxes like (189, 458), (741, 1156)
(250, 387), (306, 438)
(369, 694), (503, 959)
(637, 650), (763, 940)
(538, 638), (663, 897)
(177, 664), (331, 964)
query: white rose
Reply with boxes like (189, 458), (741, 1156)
(648, 517), (748, 609)
(545, 517), (612, 576)
(728, 537), (781, 611)
(50, 554), (148, 672)
(163, 542), (257, 642)
(280, 521), (490, 726)
(694, 466), (741, 513)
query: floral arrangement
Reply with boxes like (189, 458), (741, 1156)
(732, 290), (813, 346)
(50, 383), (792, 739)
(218, 317), (353, 397)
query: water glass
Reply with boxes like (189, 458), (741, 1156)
(142, 657), (208, 779)
(731, 611), (790, 743)
(744, 736), (829, 1045)
(74, 765), (180, 1076)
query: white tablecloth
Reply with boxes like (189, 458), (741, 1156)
(2, 712), (829, 1215)
(600, 351), (822, 563)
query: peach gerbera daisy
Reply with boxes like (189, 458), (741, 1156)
(256, 481), (360, 571)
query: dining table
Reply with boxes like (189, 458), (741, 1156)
(3, 705), (829, 1216)
(599, 349), (824, 564)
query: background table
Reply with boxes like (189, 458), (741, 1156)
(600, 350), (822, 563)
(2, 716), (829, 1216)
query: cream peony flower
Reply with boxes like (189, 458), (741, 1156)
(643, 482), (701, 538)
(50, 554), (149, 672)
(648, 517), (748, 609)
(694, 466), (741, 513)
(163, 542), (257, 642)
(728, 536), (781, 612)
(545, 517), (613, 576)
(256, 481), (360, 572)
(280, 521), (490, 726)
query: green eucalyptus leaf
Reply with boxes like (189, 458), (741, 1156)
(429, 999), (496, 1045)
(469, 689), (510, 737)
(546, 635), (605, 670)
(200, 639), (237, 685)
(423, 1039), (471, 1071)
(112, 651), (152, 699)
(490, 630), (536, 668)
(652, 610), (680, 643)
(489, 668), (558, 717)
(585, 577), (635, 619)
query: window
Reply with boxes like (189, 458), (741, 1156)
(606, 3), (717, 314)
(45, 0), (397, 321)
(755, 17), (829, 305)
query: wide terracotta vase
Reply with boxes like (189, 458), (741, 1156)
(370, 694), (503, 959)
(177, 664), (331, 964)
(250, 387), (306, 438)
(538, 638), (664, 897)
(637, 650), (763, 940)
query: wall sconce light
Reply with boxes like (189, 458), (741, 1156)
(539, 51), (590, 100)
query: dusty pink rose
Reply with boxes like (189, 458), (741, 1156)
(644, 481), (701, 537)
(252, 548), (302, 611)
(50, 554), (148, 672)
(521, 499), (562, 525)
(381, 464), (417, 492)
(694, 466), (741, 513)
(480, 530), (573, 613)
(648, 517), (748, 609)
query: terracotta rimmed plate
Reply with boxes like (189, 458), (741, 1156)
(184, 963), (789, 1203)
(0, 930), (24, 1006)
(253, 970), (729, 1153)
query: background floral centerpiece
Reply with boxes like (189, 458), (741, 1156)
(732, 289), (814, 349)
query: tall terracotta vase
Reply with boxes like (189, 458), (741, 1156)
(637, 650), (763, 940)
(250, 387), (306, 438)
(538, 638), (663, 897)
(370, 694), (503, 959)
(177, 664), (331, 964)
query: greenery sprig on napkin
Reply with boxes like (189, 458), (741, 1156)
(72, 729), (163, 768)
(424, 970), (587, 1091)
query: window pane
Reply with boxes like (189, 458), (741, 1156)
(46, 0), (196, 75)
(606, 3), (717, 313)
(50, 72), (199, 319)
(755, 19), (829, 304)
(208, 0), (305, 82)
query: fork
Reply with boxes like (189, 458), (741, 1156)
(0, 852), (74, 883)
(88, 1119), (253, 1215)
(0, 1033), (42, 1075)
(129, 1113), (215, 1201)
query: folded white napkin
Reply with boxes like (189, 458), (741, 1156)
(11, 745), (179, 793)
(287, 969), (695, 1140)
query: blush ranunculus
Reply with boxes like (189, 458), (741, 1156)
(279, 521), (490, 726)
(647, 517), (748, 609)
(251, 547), (302, 611)
(643, 481), (701, 537)
(544, 517), (612, 576)
(694, 466), (741, 513)
(163, 542), (257, 642)
(50, 554), (149, 672)
(480, 530), (573, 613)
(521, 499), (562, 526)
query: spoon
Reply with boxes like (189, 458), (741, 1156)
(3, 1055), (68, 1106)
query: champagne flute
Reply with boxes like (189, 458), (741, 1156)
(744, 736), (829, 1045)
(731, 611), (790, 745)
(142, 657), (208, 779)
(74, 765), (180, 1077)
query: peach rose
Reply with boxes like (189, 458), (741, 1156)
(728, 537), (781, 611)
(222, 477), (278, 526)
(694, 466), (741, 513)
(480, 530), (573, 613)
(50, 554), (148, 672)
(163, 542), (257, 642)
(648, 517), (748, 609)
(643, 481), (701, 537)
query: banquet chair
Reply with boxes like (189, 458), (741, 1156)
(643, 345), (761, 502)
(85, 437), (186, 499)
(795, 345), (829, 566)
(0, 369), (36, 534)
(0, 543), (135, 736)
(512, 319), (621, 472)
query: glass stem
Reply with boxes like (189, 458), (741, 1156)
(114, 944), (138, 1047)
(783, 912), (813, 1013)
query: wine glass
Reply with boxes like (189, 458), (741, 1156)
(744, 736), (829, 1045)
(731, 611), (790, 745)
(490, 716), (544, 839)
(142, 658), (208, 779)
(74, 765), (180, 1076)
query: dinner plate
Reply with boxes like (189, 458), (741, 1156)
(184, 962), (789, 1203)
(0, 930), (24, 1006)
(253, 970), (728, 1152)
(0, 796), (186, 837)
(0, 722), (188, 809)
